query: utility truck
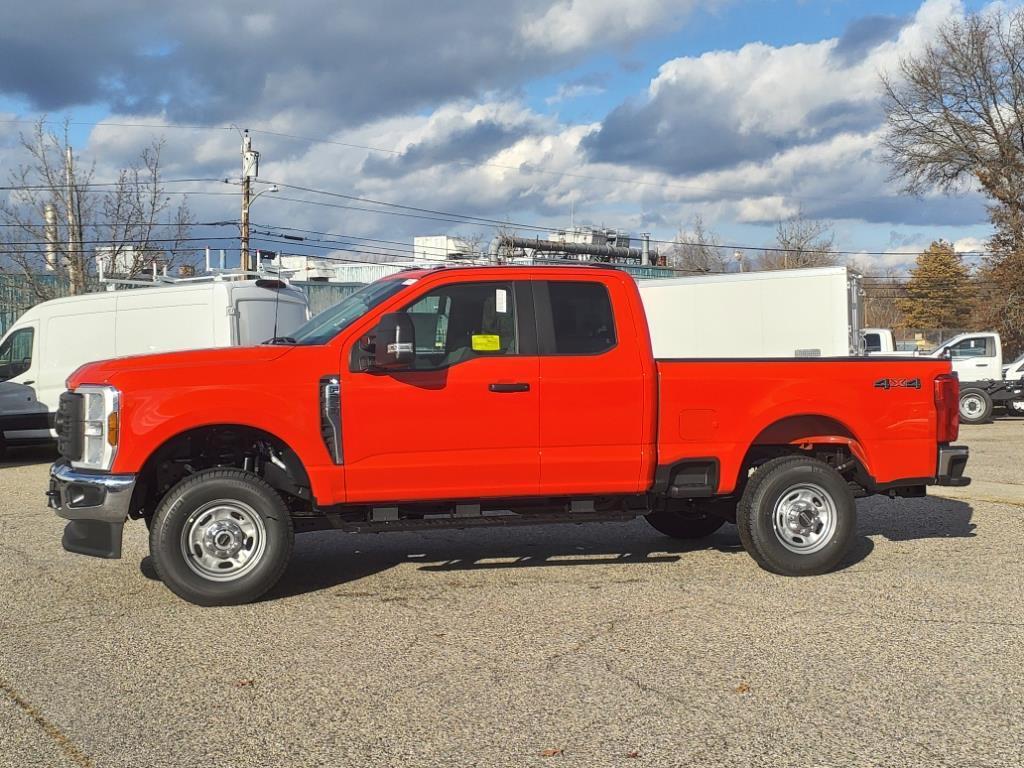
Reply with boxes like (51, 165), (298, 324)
(930, 332), (1024, 423)
(638, 266), (861, 358)
(0, 275), (309, 457)
(862, 328), (1024, 422)
(47, 265), (968, 605)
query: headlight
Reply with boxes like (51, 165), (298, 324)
(72, 385), (120, 471)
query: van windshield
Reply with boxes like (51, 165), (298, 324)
(289, 278), (411, 345)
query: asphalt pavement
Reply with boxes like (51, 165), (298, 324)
(1, 424), (1022, 768)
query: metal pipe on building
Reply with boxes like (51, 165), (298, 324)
(497, 235), (655, 262)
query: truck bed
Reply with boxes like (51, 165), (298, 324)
(655, 357), (953, 494)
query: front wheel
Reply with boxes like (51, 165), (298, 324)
(736, 456), (856, 576)
(149, 468), (294, 606)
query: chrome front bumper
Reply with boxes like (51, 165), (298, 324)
(48, 461), (136, 558)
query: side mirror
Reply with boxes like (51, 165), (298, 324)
(373, 313), (415, 370)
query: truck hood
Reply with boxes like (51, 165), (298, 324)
(68, 346), (294, 388)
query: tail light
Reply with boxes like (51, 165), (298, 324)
(934, 373), (959, 443)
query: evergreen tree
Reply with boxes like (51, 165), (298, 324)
(896, 241), (974, 330)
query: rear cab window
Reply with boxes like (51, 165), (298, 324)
(536, 280), (617, 355)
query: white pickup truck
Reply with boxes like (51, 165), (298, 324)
(862, 328), (1024, 423)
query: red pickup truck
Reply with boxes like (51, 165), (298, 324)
(48, 265), (969, 605)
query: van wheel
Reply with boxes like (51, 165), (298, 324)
(737, 456), (856, 576)
(645, 502), (731, 539)
(959, 388), (993, 424)
(149, 469), (294, 606)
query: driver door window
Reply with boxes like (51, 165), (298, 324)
(401, 281), (518, 368)
(0, 327), (34, 381)
(949, 337), (994, 358)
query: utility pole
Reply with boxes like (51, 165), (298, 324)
(240, 129), (259, 273)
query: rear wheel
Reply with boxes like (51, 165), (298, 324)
(737, 456), (856, 576)
(959, 388), (993, 424)
(149, 468), (294, 606)
(645, 501), (732, 540)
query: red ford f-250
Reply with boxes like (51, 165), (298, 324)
(48, 265), (969, 605)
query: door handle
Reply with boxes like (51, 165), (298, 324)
(489, 382), (530, 393)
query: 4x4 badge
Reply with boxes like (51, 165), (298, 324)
(874, 378), (921, 390)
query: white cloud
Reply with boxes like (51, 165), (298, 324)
(522, 0), (707, 54)
(545, 82), (606, 104)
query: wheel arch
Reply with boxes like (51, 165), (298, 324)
(728, 413), (871, 494)
(128, 423), (313, 520)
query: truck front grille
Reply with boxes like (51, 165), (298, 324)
(55, 391), (84, 461)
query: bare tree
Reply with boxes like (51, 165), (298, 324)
(665, 215), (730, 273)
(847, 260), (907, 330)
(882, 10), (1024, 234)
(0, 119), (194, 298)
(758, 211), (837, 270)
(881, 8), (1024, 354)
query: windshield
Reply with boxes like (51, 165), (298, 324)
(289, 278), (411, 345)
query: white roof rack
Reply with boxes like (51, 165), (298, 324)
(98, 247), (289, 290)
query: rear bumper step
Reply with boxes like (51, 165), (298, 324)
(935, 444), (970, 487)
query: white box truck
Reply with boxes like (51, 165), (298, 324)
(638, 266), (862, 359)
(0, 277), (309, 456)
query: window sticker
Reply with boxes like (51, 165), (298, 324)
(495, 288), (508, 314)
(471, 334), (501, 352)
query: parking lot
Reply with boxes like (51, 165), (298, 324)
(1, 422), (1022, 768)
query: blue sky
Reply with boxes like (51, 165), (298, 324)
(0, 0), (1010, 270)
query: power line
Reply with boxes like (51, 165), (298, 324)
(0, 235), (239, 250)
(257, 179), (996, 258)
(0, 177), (222, 191)
(0, 220), (236, 228)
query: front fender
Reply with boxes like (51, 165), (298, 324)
(111, 383), (340, 504)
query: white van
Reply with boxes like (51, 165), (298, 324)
(0, 278), (309, 454)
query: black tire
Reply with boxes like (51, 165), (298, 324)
(149, 468), (294, 606)
(645, 502), (731, 540)
(958, 388), (993, 424)
(736, 456), (856, 576)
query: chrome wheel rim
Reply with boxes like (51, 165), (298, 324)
(181, 499), (267, 582)
(960, 394), (984, 419)
(772, 483), (837, 554)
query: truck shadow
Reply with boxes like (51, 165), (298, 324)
(262, 521), (748, 600)
(139, 498), (975, 601)
(856, 496), (976, 541)
(0, 444), (58, 469)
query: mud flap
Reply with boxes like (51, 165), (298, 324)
(62, 519), (124, 559)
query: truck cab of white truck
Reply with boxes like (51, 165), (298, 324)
(0, 278), (310, 457)
(926, 332), (1023, 423)
(931, 332), (1002, 382)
